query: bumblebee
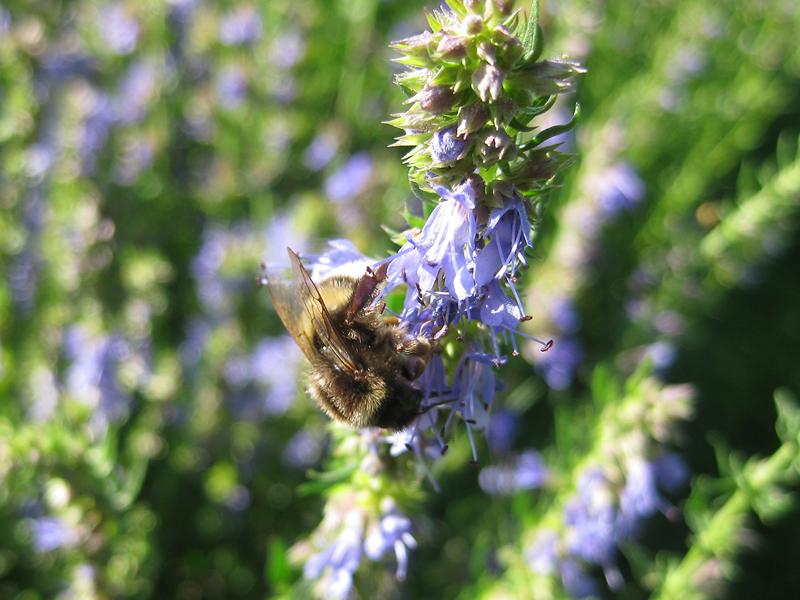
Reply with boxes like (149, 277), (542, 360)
(262, 249), (432, 430)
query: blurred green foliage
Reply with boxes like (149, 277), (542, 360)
(0, 0), (799, 598)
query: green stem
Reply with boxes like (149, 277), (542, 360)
(655, 441), (799, 599)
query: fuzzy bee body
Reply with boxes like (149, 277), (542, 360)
(264, 249), (431, 430)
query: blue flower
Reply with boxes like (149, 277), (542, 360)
(386, 181), (477, 305)
(474, 191), (532, 287)
(309, 239), (370, 281)
(430, 126), (469, 164)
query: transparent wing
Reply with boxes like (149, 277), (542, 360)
(264, 248), (360, 373)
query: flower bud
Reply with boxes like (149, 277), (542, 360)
(477, 40), (497, 66)
(480, 128), (515, 163)
(472, 63), (504, 102)
(416, 84), (456, 113)
(491, 0), (514, 15)
(435, 35), (467, 60)
(390, 31), (434, 57)
(463, 14), (484, 35)
(457, 102), (489, 137)
(431, 126), (470, 164)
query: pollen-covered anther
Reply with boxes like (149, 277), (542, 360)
(519, 315), (533, 322)
(541, 339), (554, 352)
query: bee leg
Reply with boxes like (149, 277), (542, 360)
(399, 337), (432, 357)
(348, 262), (389, 319)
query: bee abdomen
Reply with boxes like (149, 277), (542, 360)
(307, 363), (386, 428)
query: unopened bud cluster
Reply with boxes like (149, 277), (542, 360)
(388, 0), (584, 202)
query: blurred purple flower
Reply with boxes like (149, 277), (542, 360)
(535, 337), (583, 390)
(564, 469), (618, 568)
(364, 504), (417, 580)
(219, 5), (262, 47)
(63, 327), (134, 436)
(114, 60), (157, 124)
(652, 452), (690, 494)
(216, 65), (248, 109)
(114, 135), (155, 185)
(479, 449), (549, 495)
(192, 227), (229, 314)
(304, 130), (339, 171)
(80, 90), (116, 173)
(486, 409), (518, 455)
(324, 153), (374, 202)
(560, 558), (599, 599)
(271, 30), (305, 69)
(304, 513), (364, 600)
(595, 162), (645, 217)
(30, 517), (79, 553)
(526, 529), (559, 575)
(180, 317), (210, 369)
(283, 429), (327, 469)
(617, 459), (663, 538)
(550, 297), (581, 334)
(99, 5), (140, 55)
(645, 340), (677, 372)
(251, 336), (302, 415)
